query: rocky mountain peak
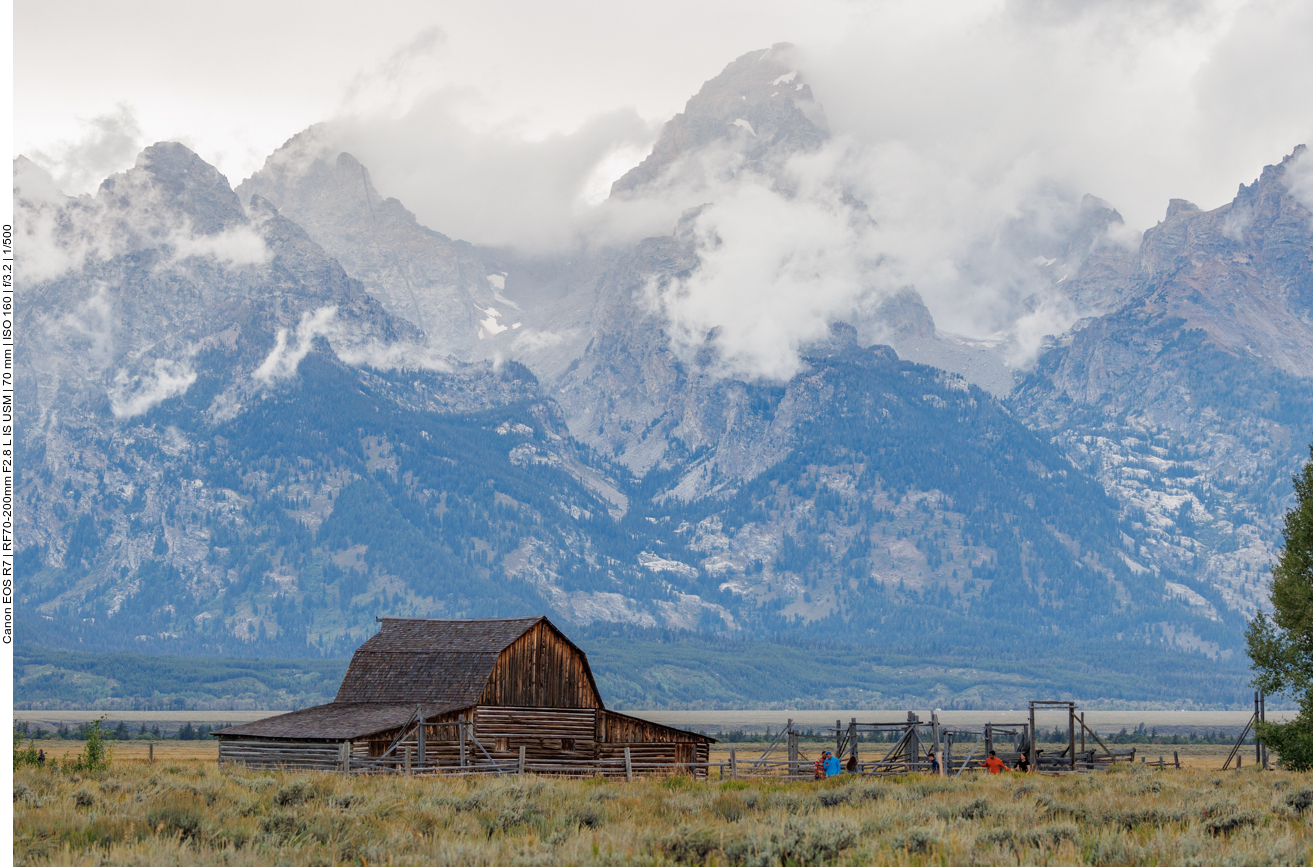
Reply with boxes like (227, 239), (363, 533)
(1164, 198), (1202, 219)
(610, 43), (829, 196)
(105, 142), (247, 235)
(237, 136), (504, 359)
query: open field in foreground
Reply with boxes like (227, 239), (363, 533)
(15, 761), (1313, 866)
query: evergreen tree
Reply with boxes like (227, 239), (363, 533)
(1247, 444), (1313, 769)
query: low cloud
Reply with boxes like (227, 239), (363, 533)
(1284, 146), (1313, 222)
(14, 155), (270, 284)
(110, 358), (198, 418)
(27, 104), (144, 196)
(307, 0), (1310, 377)
(168, 224), (269, 267)
(253, 307), (340, 384)
(649, 154), (882, 381)
(320, 96), (659, 253)
(253, 305), (456, 384)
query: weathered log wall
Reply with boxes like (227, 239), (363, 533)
(218, 739), (353, 770)
(478, 621), (602, 709)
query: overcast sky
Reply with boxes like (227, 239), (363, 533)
(15, 0), (1313, 350)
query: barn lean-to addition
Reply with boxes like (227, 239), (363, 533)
(213, 616), (713, 775)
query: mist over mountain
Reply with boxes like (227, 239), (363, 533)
(15, 46), (1311, 705)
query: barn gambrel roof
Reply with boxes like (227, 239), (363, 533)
(214, 615), (603, 741)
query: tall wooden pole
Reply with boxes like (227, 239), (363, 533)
(416, 706), (426, 770)
(787, 720), (798, 779)
(1028, 703), (1037, 771)
(1261, 691), (1269, 770)
(1069, 704), (1076, 772)
(1255, 691), (1261, 768)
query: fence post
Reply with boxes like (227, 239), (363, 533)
(931, 712), (945, 777)
(1028, 703), (1037, 773)
(1069, 705), (1076, 772)
(340, 741), (350, 774)
(404, 745), (412, 775)
(416, 706), (426, 770)
(1261, 691), (1269, 770)
(623, 745), (633, 781)
(459, 717), (466, 770)
(518, 745), (526, 776)
(730, 746), (738, 780)
(1174, 751), (1180, 769)
(148, 743), (154, 764)
(787, 720), (798, 779)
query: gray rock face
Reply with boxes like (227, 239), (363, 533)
(16, 44), (1310, 679)
(236, 137), (506, 361)
(14, 144), (601, 651)
(1013, 146), (1313, 617)
(18, 143), (412, 429)
(610, 43), (828, 196)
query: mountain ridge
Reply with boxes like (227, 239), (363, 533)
(14, 47), (1312, 706)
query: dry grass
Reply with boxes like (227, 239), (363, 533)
(13, 761), (1313, 866)
(29, 741), (219, 765)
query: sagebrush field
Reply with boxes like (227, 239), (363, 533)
(12, 761), (1313, 866)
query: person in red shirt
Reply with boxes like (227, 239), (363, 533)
(983, 750), (1008, 774)
(814, 751), (829, 779)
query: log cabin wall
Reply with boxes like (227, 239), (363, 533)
(219, 739), (346, 770)
(597, 710), (707, 744)
(478, 621), (602, 709)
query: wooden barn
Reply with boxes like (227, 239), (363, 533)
(214, 616), (713, 776)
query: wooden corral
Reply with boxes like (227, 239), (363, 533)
(214, 616), (712, 776)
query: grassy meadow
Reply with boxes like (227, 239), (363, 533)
(13, 756), (1313, 866)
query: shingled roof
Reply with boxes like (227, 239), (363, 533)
(216, 616), (562, 741)
(334, 616), (545, 704)
(212, 702), (451, 741)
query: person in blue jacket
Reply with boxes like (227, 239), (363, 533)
(823, 750), (842, 777)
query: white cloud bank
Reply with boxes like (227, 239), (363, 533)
(296, 0), (1311, 377)
(110, 359), (198, 418)
(14, 154), (270, 284)
(22, 0), (1312, 382)
(253, 305), (457, 384)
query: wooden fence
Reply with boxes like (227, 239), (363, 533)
(219, 700), (1155, 778)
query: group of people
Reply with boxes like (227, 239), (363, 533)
(814, 747), (1031, 778)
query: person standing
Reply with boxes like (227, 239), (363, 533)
(824, 751), (842, 777)
(928, 750), (941, 775)
(814, 751), (829, 779)
(37, 749), (46, 768)
(1015, 750), (1032, 773)
(983, 750), (1007, 774)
